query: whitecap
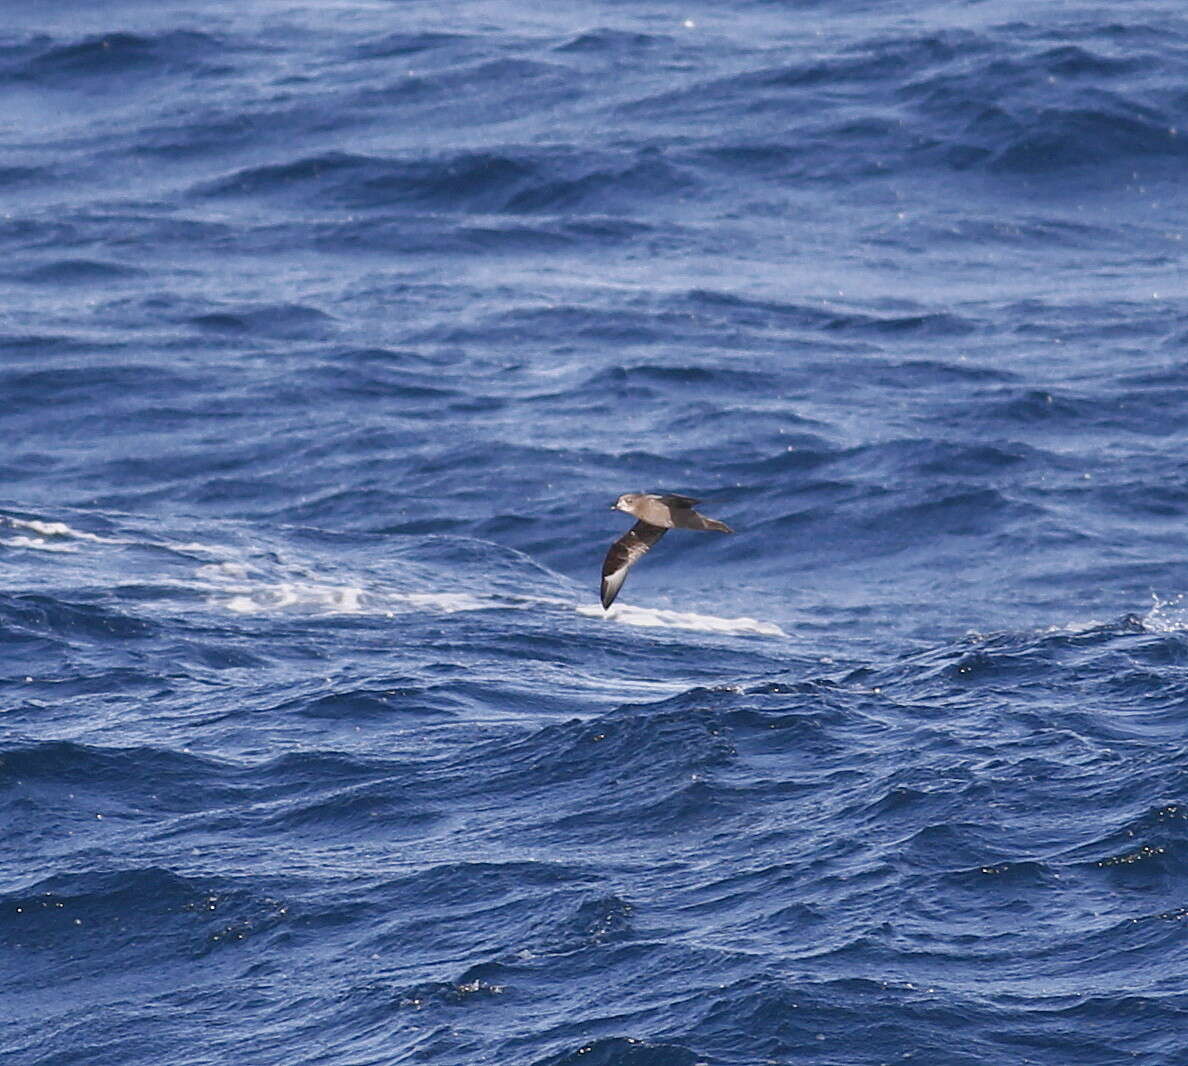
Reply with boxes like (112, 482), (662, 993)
(1142, 593), (1188, 633)
(577, 602), (786, 637)
(210, 585), (493, 617)
(194, 560), (493, 618)
(3, 535), (80, 553)
(4, 517), (121, 543)
(169, 541), (233, 555)
(397, 591), (490, 613)
(196, 562), (251, 581)
(205, 577), (367, 615)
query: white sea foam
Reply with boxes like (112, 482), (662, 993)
(196, 562), (251, 581)
(2, 516), (235, 561)
(5, 517), (120, 543)
(194, 556), (494, 617)
(170, 541), (233, 555)
(4, 535), (80, 553)
(219, 583), (367, 614)
(212, 585), (492, 616)
(398, 591), (490, 613)
(578, 602), (786, 637)
(1142, 593), (1187, 633)
(204, 575), (367, 615)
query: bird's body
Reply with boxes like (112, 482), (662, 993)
(600, 493), (733, 609)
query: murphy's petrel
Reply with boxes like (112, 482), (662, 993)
(600, 493), (733, 609)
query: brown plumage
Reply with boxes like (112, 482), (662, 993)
(600, 493), (733, 609)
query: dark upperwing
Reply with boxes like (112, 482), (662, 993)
(600, 520), (667, 609)
(658, 493), (700, 509)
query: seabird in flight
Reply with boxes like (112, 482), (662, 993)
(600, 492), (733, 609)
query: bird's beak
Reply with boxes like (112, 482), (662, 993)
(609, 503), (617, 510)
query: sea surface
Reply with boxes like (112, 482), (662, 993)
(4, 1), (1188, 1063)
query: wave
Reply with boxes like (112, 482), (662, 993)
(195, 146), (693, 215)
(394, 974), (507, 1010)
(1, 30), (226, 85)
(185, 303), (335, 340)
(193, 558), (493, 617)
(471, 708), (735, 798)
(1, 515), (121, 544)
(579, 602), (785, 637)
(11, 259), (145, 285)
(0, 593), (157, 642)
(1, 867), (291, 982)
(615, 24), (1188, 183)
(351, 31), (471, 61)
(532, 1037), (699, 1066)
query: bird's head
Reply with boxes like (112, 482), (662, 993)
(612, 492), (641, 513)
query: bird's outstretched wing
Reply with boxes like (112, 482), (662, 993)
(670, 507), (733, 533)
(658, 493), (700, 509)
(601, 520), (667, 609)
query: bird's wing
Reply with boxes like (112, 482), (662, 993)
(670, 507), (733, 533)
(658, 493), (700, 508)
(601, 520), (667, 609)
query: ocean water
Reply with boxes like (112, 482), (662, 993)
(4, 0), (1188, 1062)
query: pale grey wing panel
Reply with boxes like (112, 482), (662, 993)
(600, 521), (667, 608)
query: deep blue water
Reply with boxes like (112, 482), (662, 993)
(4, 1), (1188, 1062)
